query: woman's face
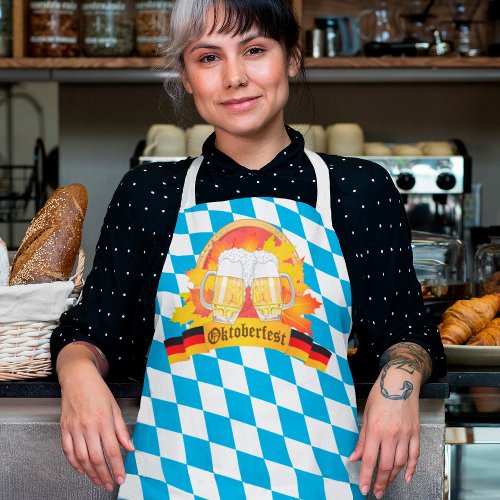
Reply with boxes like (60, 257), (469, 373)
(181, 10), (299, 142)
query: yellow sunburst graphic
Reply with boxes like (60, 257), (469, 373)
(172, 220), (321, 334)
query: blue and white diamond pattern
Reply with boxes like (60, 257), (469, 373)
(119, 197), (363, 499)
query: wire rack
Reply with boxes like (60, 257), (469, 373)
(0, 164), (38, 221)
(0, 139), (43, 249)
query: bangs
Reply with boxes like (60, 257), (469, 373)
(208, 0), (293, 42)
(168, 0), (300, 68)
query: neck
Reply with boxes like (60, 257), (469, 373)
(214, 125), (291, 170)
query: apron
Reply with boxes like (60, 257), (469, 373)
(118, 150), (364, 500)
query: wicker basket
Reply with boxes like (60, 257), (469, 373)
(0, 250), (85, 381)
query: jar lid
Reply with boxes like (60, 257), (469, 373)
(314, 16), (339, 29)
(488, 226), (500, 237)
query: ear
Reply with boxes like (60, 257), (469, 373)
(181, 70), (193, 94)
(287, 48), (301, 78)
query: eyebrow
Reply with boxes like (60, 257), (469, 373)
(189, 33), (261, 53)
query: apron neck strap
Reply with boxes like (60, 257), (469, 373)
(180, 155), (204, 209)
(304, 149), (333, 228)
(180, 150), (333, 228)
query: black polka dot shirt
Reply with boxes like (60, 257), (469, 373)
(50, 128), (446, 381)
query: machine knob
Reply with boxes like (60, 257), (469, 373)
(436, 172), (456, 190)
(396, 172), (416, 190)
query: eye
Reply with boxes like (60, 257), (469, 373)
(247, 46), (265, 56)
(200, 54), (218, 63)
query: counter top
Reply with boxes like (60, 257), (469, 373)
(0, 376), (449, 399)
(446, 367), (500, 388)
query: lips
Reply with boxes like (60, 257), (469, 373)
(221, 96), (260, 110)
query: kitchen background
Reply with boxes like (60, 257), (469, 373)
(2, 78), (499, 272)
(1, 2), (500, 499)
(1, 0), (499, 272)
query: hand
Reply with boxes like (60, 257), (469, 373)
(349, 368), (421, 498)
(57, 346), (135, 491)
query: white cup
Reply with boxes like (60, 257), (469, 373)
(311, 125), (327, 153)
(186, 124), (215, 157)
(289, 124), (317, 150)
(144, 124), (186, 157)
(421, 142), (454, 156)
(327, 123), (364, 156)
(363, 142), (392, 156)
(391, 144), (423, 156)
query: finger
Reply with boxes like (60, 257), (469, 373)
(387, 440), (409, 487)
(101, 427), (126, 487)
(61, 428), (84, 475)
(372, 439), (397, 499)
(405, 433), (420, 483)
(72, 433), (104, 488)
(85, 432), (115, 491)
(350, 424), (366, 462)
(113, 405), (135, 452)
(358, 435), (380, 497)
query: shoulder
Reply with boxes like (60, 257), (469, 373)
(102, 158), (193, 228)
(318, 153), (397, 197)
(119, 158), (191, 190)
(319, 153), (392, 183)
(111, 158), (191, 203)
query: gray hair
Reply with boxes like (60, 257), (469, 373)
(162, 0), (214, 117)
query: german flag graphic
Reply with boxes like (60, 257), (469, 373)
(164, 321), (332, 372)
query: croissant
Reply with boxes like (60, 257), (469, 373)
(467, 318), (500, 346)
(439, 293), (500, 345)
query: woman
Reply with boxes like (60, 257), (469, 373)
(51, 0), (446, 498)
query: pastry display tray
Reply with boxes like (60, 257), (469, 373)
(444, 345), (500, 367)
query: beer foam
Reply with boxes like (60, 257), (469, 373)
(218, 248), (255, 286)
(251, 250), (279, 280)
(253, 250), (278, 265)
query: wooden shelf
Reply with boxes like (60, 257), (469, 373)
(305, 57), (500, 69)
(2, 56), (500, 70)
(2, 57), (500, 84)
(0, 57), (165, 69)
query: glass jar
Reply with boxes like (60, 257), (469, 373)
(82, 0), (134, 56)
(135, 1), (173, 57)
(474, 226), (500, 296)
(411, 231), (468, 300)
(28, 1), (80, 57)
(0, 0), (12, 57)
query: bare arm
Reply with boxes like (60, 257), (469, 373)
(351, 342), (432, 498)
(56, 343), (134, 491)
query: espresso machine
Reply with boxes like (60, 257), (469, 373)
(363, 139), (471, 238)
(363, 139), (472, 313)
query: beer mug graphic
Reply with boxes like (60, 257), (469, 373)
(251, 252), (295, 321)
(199, 256), (247, 324)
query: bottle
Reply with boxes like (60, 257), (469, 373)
(135, 1), (173, 57)
(0, 0), (12, 57)
(314, 16), (338, 57)
(474, 226), (500, 296)
(28, 0), (80, 57)
(82, 0), (134, 56)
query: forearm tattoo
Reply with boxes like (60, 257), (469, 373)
(378, 342), (432, 401)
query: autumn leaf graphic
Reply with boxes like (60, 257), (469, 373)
(281, 292), (322, 335)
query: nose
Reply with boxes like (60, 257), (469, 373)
(223, 58), (248, 88)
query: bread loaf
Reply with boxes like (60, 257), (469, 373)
(9, 183), (88, 285)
